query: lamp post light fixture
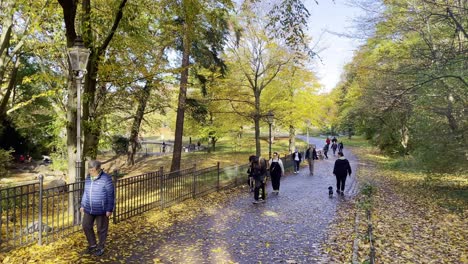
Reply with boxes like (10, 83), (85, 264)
(67, 36), (90, 182)
(266, 111), (274, 159)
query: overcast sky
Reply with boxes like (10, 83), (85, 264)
(306, 0), (363, 92)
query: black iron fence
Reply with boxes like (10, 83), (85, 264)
(1, 156), (294, 252)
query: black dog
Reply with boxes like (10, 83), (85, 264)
(328, 186), (333, 197)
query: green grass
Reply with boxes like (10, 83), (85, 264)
(340, 136), (371, 148)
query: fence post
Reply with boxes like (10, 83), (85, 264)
(112, 171), (118, 224)
(217, 162), (220, 191)
(159, 167), (164, 210)
(192, 165), (197, 199)
(235, 164), (239, 186)
(38, 174), (44, 246)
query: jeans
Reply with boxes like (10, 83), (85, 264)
(294, 160), (300, 172)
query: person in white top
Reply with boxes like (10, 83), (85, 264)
(269, 152), (285, 194)
(292, 149), (302, 173)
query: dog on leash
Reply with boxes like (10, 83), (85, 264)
(328, 186), (333, 197)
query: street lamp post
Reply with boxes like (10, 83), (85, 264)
(67, 36), (90, 183)
(266, 111), (274, 159)
(67, 36), (90, 223)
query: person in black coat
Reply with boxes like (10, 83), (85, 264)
(338, 141), (344, 152)
(323, 144), (329, 159)
(332, 152), (352, 195)
(250, 156), (267, 203)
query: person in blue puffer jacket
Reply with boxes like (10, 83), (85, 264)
(80, 160), (115, 256)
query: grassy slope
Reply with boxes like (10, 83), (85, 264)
(102, 134), (309, 177)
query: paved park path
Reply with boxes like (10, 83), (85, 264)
(111, 137), (359, 264)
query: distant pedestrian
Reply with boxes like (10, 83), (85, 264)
(338, 141), (344, 152)
(323, 144), (329, 159)
(292, 149), (302, 173)
(332, 136), (338, 144)
(331, 142), (338, 156)
(80, 160), (115, 256)
(250, 156), (267, 203)
(332, 152), (352, 196)
(247, 155), (256, 192)
(269, 152), (284, 194)
(197, 141), (201, 150)
(325, 137), (331, 145)
(305, 145), (318, 175)
(162, 141), (166, 153)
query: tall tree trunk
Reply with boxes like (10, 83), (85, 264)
(127, 81), (152, 165)
(80, 0), (127, 178)
(289, 125), (295, 153)
(254, 89), (261, 157)
(171, 21), (191, 172)
(0, 59), (19, 120)
(82, 55), (100, 177)
(254, 116), (260, 157)
(66, 75), (78, 183)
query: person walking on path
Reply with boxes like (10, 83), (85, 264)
(323, 144), (329, 159)
(80, 160), (115, 256)
(332, 152), (352, 196)
(250, 156), (267, 203)
(338, 141), (344, 153)
(331, 142), (338, 156)
(269, 152), (284, 194)
(292, 149), (302, 173)
(246, 155), (256, 192)
(331, 136), (337, 144)
(325, 137), (331, 145)
(305, 145), (318, 175)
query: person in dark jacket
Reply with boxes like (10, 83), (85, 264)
(80, 160), (115, 256)
(323, 143), (329, 159)
(333, 152), (352, 196)
(247, 155), (257, 192)
(331, 142), (338, 156)
(338, 141), (344, 152)
(305, 145), (318, 175)
(250, 156), (267, 203)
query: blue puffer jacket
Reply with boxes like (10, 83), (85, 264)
(81, 171), (115, 215)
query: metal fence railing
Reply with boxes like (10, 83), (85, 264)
(0, 162), (251, 252)
(1, 155), (295, 252)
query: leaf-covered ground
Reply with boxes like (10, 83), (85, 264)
(322, 147), (468, 263)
